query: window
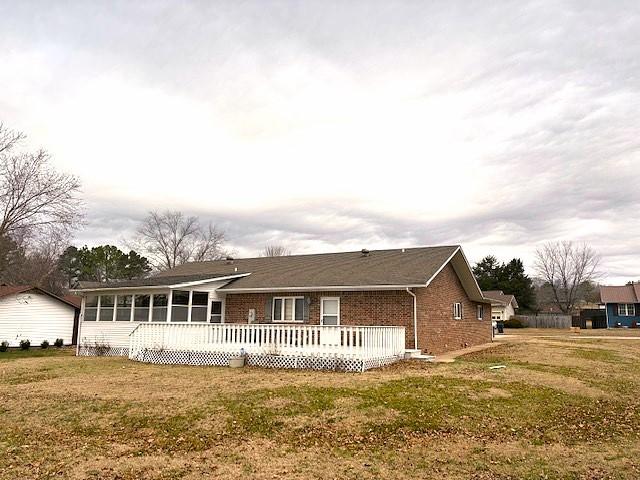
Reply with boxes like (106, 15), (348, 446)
(152, 294), (168, 322)
(453, 302), (462, 320)
(272, 297), (305, 322)
(477, 304), (484, 320)
(116, 295), (133, 321)
(171, 290), (189, 322)
(619, 304), (636, 316)
(134, 294), (150, 322)
(99, 295), (114, 321)
(191, 291), (208, 322)
(84, 295), (98, 321)
(321, 297), (340, 325)
(210, 301), (223, 323)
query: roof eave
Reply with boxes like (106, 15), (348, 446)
(73, 273), (252, 293)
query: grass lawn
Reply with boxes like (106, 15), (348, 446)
(1, 334), (640, 479)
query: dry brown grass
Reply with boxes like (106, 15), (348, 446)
(1, 332), (640, 479)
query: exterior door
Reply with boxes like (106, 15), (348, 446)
(210, 301), (223, 323)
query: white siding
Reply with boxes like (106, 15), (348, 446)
(79, 321), (137, 348)
(0, 291), (76, 347)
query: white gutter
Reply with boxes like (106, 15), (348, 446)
(221, 284), (424, 293)
(406, 287), (418, 350)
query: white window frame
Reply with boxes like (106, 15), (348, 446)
(453, 302), (462, 320)
(320, 297), (340, 326)
(272, 296), (305, 323)
(619, 303), (636, 316)
(477, 304), (484, 320)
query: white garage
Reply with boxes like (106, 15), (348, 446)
(0, 285), (80, 347)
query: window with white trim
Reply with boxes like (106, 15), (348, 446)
(84, 295), (98, 321)
(116, 295), (133, 321)
(99, 295), (115, 321)
(477, 304), (484, 320)
(619, 304), (636, 316)
(191, 292), (209, 322)
(272, 297), (304, 322)
(321, 297), (340, 325)
(151, 294), (168, 321)
(171, 290), (189, 322)
(453, 302), (462, 320)
(134, 294), (150, 322)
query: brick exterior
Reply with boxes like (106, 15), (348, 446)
(224, 290), (415, 347)
(415, 263), (492, 355)
(223, 263), (491, 355)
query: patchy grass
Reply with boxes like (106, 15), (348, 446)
(1, 335), (640, 479)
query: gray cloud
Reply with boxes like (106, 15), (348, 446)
(2, 1), (639, 283)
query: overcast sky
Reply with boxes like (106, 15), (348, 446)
(1, 1), (639, 283)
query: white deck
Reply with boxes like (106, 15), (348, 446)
(125, 323), (406, 371)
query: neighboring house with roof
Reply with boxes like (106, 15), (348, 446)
(482, 290), (519, 321)
(74, 245), (492, 371)
(600, 284), (640, 328)
(0, 285), (81, 347)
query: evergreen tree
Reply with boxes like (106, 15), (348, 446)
(59, 245), (151, 287)
(473, 256), (535, 311)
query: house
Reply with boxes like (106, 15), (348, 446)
(600, 284), (640, 328)
(482, 290), (518, 321)
(0, 285), (81, 347)
(75, 245), (492, 371)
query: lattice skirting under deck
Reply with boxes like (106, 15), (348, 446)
(128, 349), (403, 372)
(78, 346), (129, 357)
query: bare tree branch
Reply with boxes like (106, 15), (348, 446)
(261, 244), (291, 257)
(0, 124), (84, 241)
(133, 210), (229, 270)
(534, 241), (601, 314)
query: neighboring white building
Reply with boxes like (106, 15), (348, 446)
(0, 286), (80, 347)
(482, 290), (519, 321)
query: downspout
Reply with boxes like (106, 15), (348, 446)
(406, 288), (418, 350)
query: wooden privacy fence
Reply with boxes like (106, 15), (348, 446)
(515, 314), (572, 329)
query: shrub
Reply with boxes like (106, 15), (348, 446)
(0, 341), (8, 352)
(504, 317), (526, 328)
(54, 338), (64, 347)
(41, 340), (49, 349)
(19, 339), (31, 350)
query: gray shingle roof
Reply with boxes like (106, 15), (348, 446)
(87, 246), (460, 290)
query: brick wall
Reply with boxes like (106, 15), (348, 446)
(414, 263), (492, 355)
(223, 263), (491, 355)
(224, 290), (415, 346)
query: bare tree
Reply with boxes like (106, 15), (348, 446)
(0, 123), (83, 242)
(134, 210), (228, 270)
(261, 244), (291, 257)
(534, 241), (601, 314)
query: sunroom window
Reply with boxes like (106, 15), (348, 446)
(134, 294), (150, 322)
(84, 295), (98, 321)
(152, 294), (168, 321)
(116, 295), (133, 321)
(99, 295), (115, 321)
(171, 290), (189, 322)
(191, 292), (208, 322)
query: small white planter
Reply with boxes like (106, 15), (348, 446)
(229, 356), (246, 368)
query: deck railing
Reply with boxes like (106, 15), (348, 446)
(129, 323), (405, 360)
